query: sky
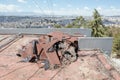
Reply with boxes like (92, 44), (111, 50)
(0, 0), (120, 16)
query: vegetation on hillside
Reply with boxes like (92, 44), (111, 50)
(64, 9), (106, 37)
(106, 27), (120, 57)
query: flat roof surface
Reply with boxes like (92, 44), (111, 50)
(0, 35), (120, 80)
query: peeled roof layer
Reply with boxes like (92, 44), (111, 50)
(0, 35), (120, 80)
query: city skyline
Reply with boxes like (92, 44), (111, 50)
(0, 0), (120, 16)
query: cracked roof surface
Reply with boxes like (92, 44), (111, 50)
(0, 35), (120, 80)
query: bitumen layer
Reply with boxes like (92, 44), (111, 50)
(0, 35), (120, 80)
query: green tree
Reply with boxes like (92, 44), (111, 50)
(90, 9), (105, 37)
(72, 16), (87, 28)
(66, 24), (74, 28)
(106, 27), (120, 56)
(113, 33), (120, 55)
(105, 27), (120, 37)
(54, 24), (62, 28)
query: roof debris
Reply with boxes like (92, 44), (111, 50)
(0, 35), (120, 80)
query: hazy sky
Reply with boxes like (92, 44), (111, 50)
(0, 0), (120, 16)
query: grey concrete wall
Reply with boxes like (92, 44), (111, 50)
(78, 37), (113, 56)
(0, 28), (91, 37)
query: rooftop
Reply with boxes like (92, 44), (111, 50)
(0, 35), (120, 80)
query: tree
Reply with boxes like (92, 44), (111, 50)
(113, 33), (120, 56)
(66, 24), (74, 28)
(72, 16), (87, 28)
(90, 9), (105, 37)
(54, 24), (62, 28)
(106, 27), (120, 56)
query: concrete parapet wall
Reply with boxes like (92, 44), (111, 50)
(78, 37), (113, 56)
(0, 28), (91, 37)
